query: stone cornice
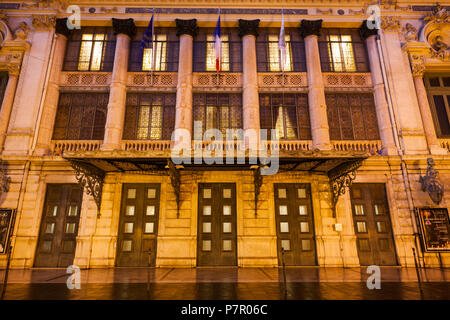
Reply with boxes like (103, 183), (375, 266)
(32, 14), (56, 30)
(175, 19), (197, 37)
(380, 16), (401, 32)
(299, 19), (322, 38)
(112, 18), (136, 38)
(238, 19), (260, 38)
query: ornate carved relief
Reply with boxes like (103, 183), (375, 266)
(403, 23), (418, 42)
(422, 4), (449, 59)
(410, 55), (425, 77)
(300, 19), (322, 38)
(167, 159), (181, 218)
(420, 158), (444, 205)
(32, 15), (56, 30)
(238, 19), (260, 38)
(112, 18), (136, 38)
(13, 22), (30, 40)
(193, 73), (241, 89)
(175, 19), (198, 37)
(60, 72), (112, 87)
(0, 160), (10, 195)
(381, 16), (401, 32)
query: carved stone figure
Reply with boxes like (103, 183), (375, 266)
(13, 22), (30, 40)
(403, 23), (418, 42)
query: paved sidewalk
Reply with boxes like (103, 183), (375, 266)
(1, 267), (449, 300)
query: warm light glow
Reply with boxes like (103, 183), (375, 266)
(206, 35), (230, 71)
(78, 34), (106, 71)
(328, 34), (356, 72)
(268, 35), (292, 72)
(275, 106), (296, 139)
(137, 104), (163, 140)
(142, 34), (168, 71)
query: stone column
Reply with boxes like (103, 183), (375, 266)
(174, 19), (197, 139)
(34, 18), (71, 155)
(101, 18), (135, 151)
(0, 66), (20, 151)
(239, 19), (261, 142)
(300, 20), (332, 150)
(410, 58), (447, 154)
(360, 23), (397, 156)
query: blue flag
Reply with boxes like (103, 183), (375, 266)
(141, 13), (154, 49)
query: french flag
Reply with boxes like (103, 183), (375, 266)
(213, 12), (221, 72)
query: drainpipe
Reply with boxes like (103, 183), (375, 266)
(377, 31), (422, 267)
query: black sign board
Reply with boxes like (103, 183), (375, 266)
(0, 209), (16, 254)
(416, 207), (450, 252)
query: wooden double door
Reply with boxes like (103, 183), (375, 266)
(116, 183), (161, 267)
(274, 183), (317, 266)
(350, 183), (398, 266)
(34, 184), (83, 267)
(197, 183), (237, 266)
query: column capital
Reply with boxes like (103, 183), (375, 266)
(238, 19), (260, 38)
(55, 18), (73, 39)
(32, 14), (56, 31)
(380, 16), (401, 33)
(175, 19), (198, 37)
(7, 63), (20, 76)
(359, 21), (379, 40)
(411, 57), (426, 77)
(112, 18), (136, 38)
(299, 19), (322, 38)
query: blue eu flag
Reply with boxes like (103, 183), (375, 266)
(140, 13), (154, 49)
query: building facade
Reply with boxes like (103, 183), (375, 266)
(0, 0), (449, 269)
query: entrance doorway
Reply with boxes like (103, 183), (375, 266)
(197, 183), (237, 266)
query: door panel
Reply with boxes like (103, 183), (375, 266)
(34, 184), (83, 267)
(274, 183), (317, 266)
(197, 183), (237, 266)
(116, 183), (160, 267)
(350, 183), (398, 266)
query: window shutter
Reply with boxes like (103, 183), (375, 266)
(256, 38), (268, 72)
(296, 94), (311, 139)
(128, 42), (143, 72)
(102, 39), (116, 72)
(193, 41), (206, 72)
(230, 40), (242, 72)
(291, 41), (307, 72)
(353, 42), (369, 72)
(63, 39), (82, 71)
(361, 94), (380, 139)
(318, 41), (331, 72)
(167, 40), (179, 72)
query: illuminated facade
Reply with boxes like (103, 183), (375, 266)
(0, 1), (449, 269)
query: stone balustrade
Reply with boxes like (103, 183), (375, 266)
(51, 140), (103, 154)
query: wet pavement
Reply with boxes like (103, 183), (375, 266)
(1, 267), (449, 300)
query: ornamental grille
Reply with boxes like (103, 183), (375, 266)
(52, 93), (109, 140)
(259, 93), (311, 140)
(193, 93), (243, 139)
(123, 93), (176, 140)
(318, 29), (369, 73)
(256, 28), (306, 73)
(63, 27), (116, 72)
(326, 93), (379, 140)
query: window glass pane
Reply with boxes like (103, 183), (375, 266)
(124, 222), (134, 233)
(354, 205), (364, 215)
(299, 205), (307, 216)
(202, 240), (211, 251)
(352, 187), (361, 199)
(223, 189), (232, 198)
(122, 240), (132, 252)
(301, 239), (311, 251)
(127, 189), (136, 199)
(340, 35), (356, 71)
(279, 205), (288, 215)
(268, 35), (292, 72)
(62, 240), (75, 253)
(379, 238), (390, 251)
(429, 77), (440, 86)
(281, 239), (290, 251)
(90, 34), (105, 71)
(203, 205), (211, 216)
(78, 34), (93, 70)
(280, 222), (289, 233)
(145, 222), (154, 233)
(297, 188), (306, 198)
(358, 239), (370, 251)
(42, 240), (52, 253)
(223, 222), (232, 233)
(68, 205), (78, 216)
(137, 105), (150, 139)
(146, 205), (155, 216)
(45, 223), (55, 234)
(203, 189), (211, 199)
(278, 188), (287, 198)
(356, 221), (367, 233)
(300, 222), (309, 233)
(374, 204), (384, 215)
(148, 189), (156, 198)
(48, 205), (58, 216)
(223, 205), (231, 216)
(203, 222), (211, 233)
(443, 77), (450, 87)
(433, 95), (450, 135)
(206, 35), (229, 71)
(150, 106), (162, 139)
(126, 205), (135, 216)
(65, 223), (76, 234)
(223, 240), (232, 251)
(377, 221), (387, 233)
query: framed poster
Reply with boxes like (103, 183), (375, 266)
(415, 207), (450, 252)
(0, 208), (16, 254)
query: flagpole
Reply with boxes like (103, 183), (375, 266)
(151, 7), (155, 86)
(216, 7), (220, 88)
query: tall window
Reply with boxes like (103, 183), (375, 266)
(424, 75), (450, 137)
(206, 34), (230, 71)
(259, 94), (311, 140)
(63, 27), (115, 72)
(193, 93), (242, 139)
(256, 29), (306, 72)
(193, 29), (242, 72)
(123, 93), (176, 140)
(319, 29), (369, 73)
(326, 93), (379, 140)
(52, 93), (109, 140)
(0, 72), (8, 109)
(129, 28), (179, 72)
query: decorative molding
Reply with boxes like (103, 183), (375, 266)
(424, 3), (449, 23)
(167, 159), (181, 218)
(348, 8), (365, 15)
(359, 20), (378, 40)
(420, 158), (444, 205)
(402, 23), (418, 42)
(55, 18), (72, 38)
(128, 72), (177, 88)
(0, 160), (10, 195)
(238, 19), (260, 38)
(69, 160), (105, 217)
(193, 73), (241, 89)
(316, 8), (332, 15)
(380, 16), (400, 32)
(60, 72), (112, 87)
(422, 4), (450, 61)
(112, 18), (136, 38)
(125, 7), (307, 15)
(300, 19), (322, 38)
(410, 55), (425, 77)
(13, 22), (30, 40)
(7, 63), (20, 76)
(175, 19), (198, 37)
(32, 14), (56, 30)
